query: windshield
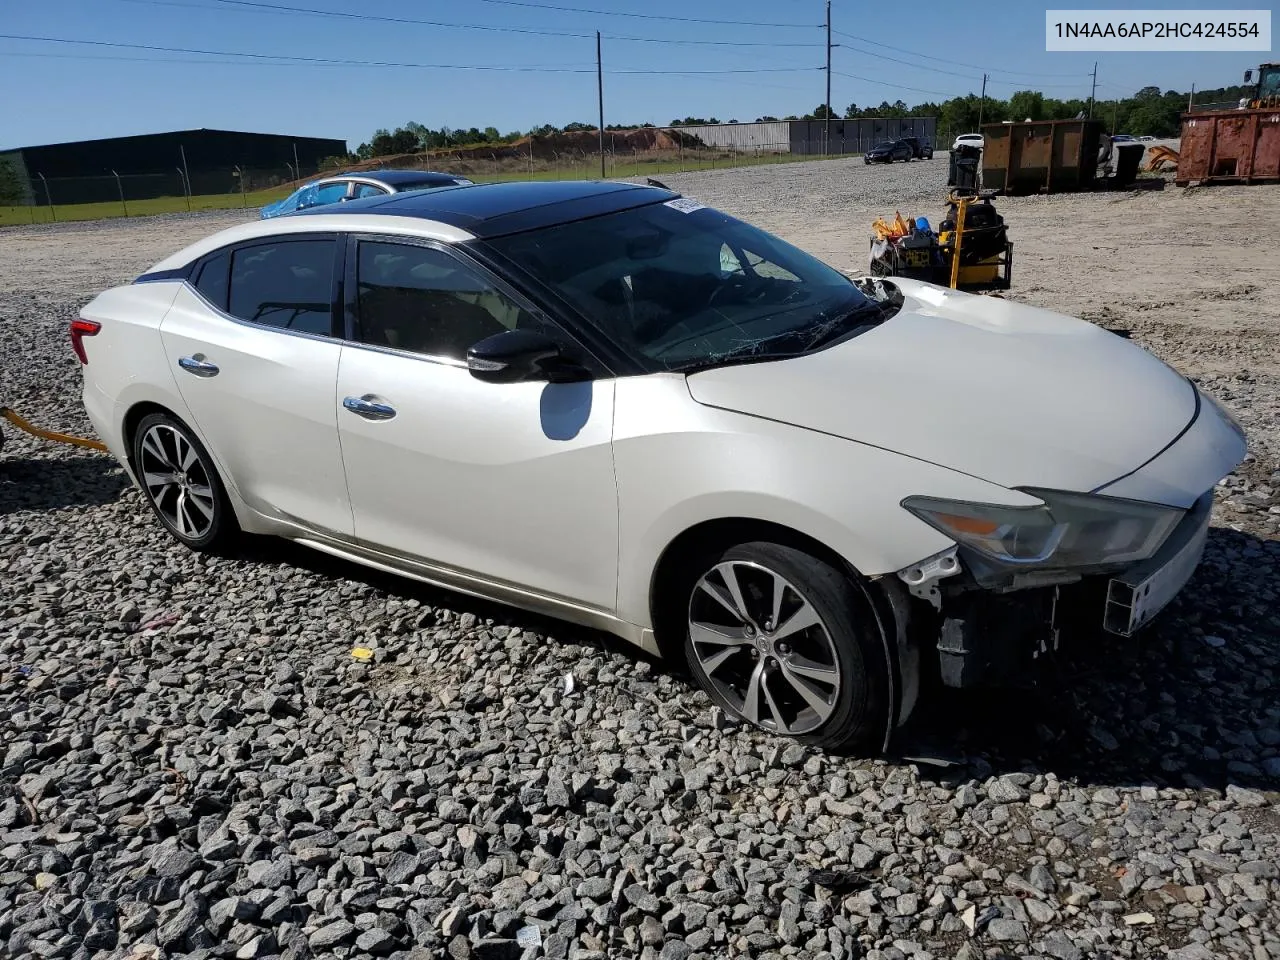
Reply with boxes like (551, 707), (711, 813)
(1261, 66), (1280, 98)
(485, 200), (882, 371)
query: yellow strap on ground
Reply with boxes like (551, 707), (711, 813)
(0, 407), (109, 453)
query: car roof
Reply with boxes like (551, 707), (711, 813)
(292, 179), (677, 238)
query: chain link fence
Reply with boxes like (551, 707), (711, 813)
(3, 166), (308, 224)
(3, 119), (938, 225)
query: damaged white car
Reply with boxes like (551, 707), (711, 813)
(75, 181), (1246, 753)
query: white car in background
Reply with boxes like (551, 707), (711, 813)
(952, 133), (984, 151)
(73, 181), (1246, 753)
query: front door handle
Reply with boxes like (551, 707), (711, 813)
(178, 355), (219, 377)
(343, 395), (397, 421)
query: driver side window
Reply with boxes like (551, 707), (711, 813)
(354, 241), (543, 360)
(312, 182), (348, 206)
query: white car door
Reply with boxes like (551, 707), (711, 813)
(158, 233), (354, 537)
(334, 235), (619, 611)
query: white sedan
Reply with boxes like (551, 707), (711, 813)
(75, 181), (1246, 753)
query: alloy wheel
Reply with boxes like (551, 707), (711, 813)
(138, 423), (217, 541)
(688, 560), (841, 735)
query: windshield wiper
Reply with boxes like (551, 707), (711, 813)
(671, 299), (890, 375)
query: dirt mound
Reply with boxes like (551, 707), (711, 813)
(296, 127), (698, 186)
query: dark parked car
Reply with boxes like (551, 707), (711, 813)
(864, 140), (913, 164)
(900, 136), (933, 159)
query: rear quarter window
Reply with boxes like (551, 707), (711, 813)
(193, 251), (230, 310)
(226, 239), (336, 335)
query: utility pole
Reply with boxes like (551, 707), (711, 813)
(293, 141), (300, 178)
(1089, 61), (1097, 118)
(1111, 97), (1119, 133)
(977, 73), (988, 129)
(596, 31), (606, 178)
(825, 0), (832, 156)
(1188, 83), (1195, 112)
(179, 143), (191, 200)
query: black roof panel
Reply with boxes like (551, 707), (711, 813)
(294, 179), (677, 237)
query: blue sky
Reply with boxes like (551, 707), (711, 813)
(1, 0), (1268, 150)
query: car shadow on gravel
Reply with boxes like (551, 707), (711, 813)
(895, 526), (1280, 795)
(228, 534), (665, 666)
(229, 524), (1278, 796)
(0, 455), (130, 513)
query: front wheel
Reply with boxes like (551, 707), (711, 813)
(132, 412), (237, 552)
(682, 541), (889, 751)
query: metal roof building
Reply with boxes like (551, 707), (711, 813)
(0, 128), (347, 206)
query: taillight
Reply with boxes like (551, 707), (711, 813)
(70, 319), (102, 364)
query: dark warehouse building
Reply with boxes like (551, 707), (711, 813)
(1, 128), (348, 206)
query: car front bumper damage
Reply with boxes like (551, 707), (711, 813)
(897, 488), (1214, 689)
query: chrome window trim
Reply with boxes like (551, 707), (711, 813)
(175, 224), (611, 374)
(182, 231), (344, 346)
(182, 274), (472, 366)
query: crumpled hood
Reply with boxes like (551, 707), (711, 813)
(685, 279), (1197, 493)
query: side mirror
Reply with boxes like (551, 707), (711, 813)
(466, 329), (587, 384)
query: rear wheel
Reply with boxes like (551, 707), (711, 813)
(132, 412), (236, 552)
(682, 541), (889, 751)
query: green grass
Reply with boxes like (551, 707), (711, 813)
(0, 186), (294, 226)
(0, 150), (865, 227)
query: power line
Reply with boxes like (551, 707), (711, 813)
(131, 0), (821, 46)
(831, 70), (952, 98)
(0, 49), (295, 67)
(0, 34), (595, 70)
(0, 33), (818, 75)
(832, 29), (1087, 80)
(130, 0), (593, 39)
(833, 40), (1087, 89)
(469, 0), (819, 28)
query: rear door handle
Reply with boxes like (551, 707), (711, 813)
(343, 395), (397, 421)
(178, 355), (219, 377)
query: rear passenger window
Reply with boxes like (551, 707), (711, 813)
(193, 251), (230, 310)
(228, 239), (335, 335)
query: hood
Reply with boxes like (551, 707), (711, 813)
(685, 279), (1197, 493)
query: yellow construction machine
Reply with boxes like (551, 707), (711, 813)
(869, 189), (1012, 291)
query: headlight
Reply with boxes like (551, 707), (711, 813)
(902, 488), (1183, 570)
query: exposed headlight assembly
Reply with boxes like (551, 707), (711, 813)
(902, 488), (1184, 573)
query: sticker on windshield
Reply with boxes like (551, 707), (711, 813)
(665, 198), (705, 214)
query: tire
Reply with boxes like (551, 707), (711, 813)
(131, 412), (237, 552)
(682, 541), (889, 752)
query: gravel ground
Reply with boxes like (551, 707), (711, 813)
(2, 155), (1278, 960)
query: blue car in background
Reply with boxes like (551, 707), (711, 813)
(260, 169), (473, 219)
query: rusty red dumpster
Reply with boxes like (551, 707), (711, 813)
(1177, 109), (1280, 186)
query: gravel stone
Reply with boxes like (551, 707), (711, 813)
(309, 919), (357, 949)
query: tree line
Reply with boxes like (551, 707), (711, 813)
(352, 81), (1248, 160)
